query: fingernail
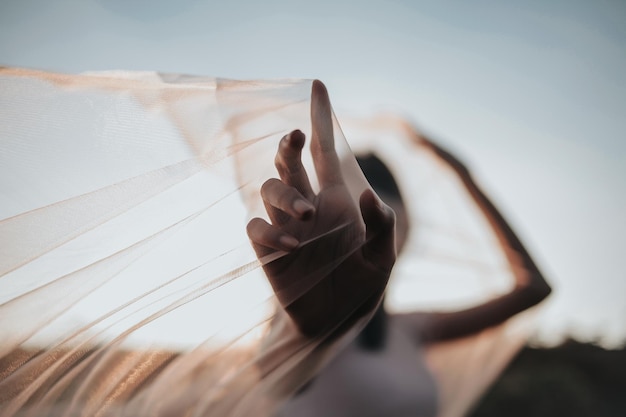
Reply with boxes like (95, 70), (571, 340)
(289, 130), (305, 148)
(293, 199), (314, 218)
(279, 235), (299, 250)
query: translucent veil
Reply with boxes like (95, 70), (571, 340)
(0, 68), (533, 417)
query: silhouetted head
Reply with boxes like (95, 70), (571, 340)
(355, 153), (409, 350)
(356, 153), (410, 253)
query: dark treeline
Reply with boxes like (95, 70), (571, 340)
(470, 339), (626, 417)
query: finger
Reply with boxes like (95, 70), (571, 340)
(275, 130), (314, 199)
(310, 79), (343, 188)
(261, 178), (315, 223)
(246, 217), (300, 255)
(359, 189), (396, 273)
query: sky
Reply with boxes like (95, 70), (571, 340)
(1, 0), (625, 347)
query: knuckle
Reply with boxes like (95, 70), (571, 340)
(275, 163), (288, 179)
(274, 153), (284, 170)
(277, 190), (294, 209)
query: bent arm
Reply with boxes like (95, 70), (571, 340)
(409, 138), (552, 343)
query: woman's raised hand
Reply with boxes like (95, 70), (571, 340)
(246, 81), (396, 337)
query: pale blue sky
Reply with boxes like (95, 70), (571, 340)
(1, 0), (625, 346)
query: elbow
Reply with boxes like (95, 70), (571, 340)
(523, 274), (552, 306)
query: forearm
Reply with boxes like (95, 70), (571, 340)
(411, 167), (551, 342)
(455, 168), (551, 297)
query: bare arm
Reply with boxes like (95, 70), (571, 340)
(405, 136), (552, 343)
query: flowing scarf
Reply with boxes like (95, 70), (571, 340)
(0, 67), (532, 417)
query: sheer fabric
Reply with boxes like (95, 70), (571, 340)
(0, 68), (531, 417)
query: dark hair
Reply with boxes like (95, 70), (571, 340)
(356, 153), (405, 206)
(355, 153), (404, 351)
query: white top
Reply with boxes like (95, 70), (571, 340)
(275, 315), (438, 417)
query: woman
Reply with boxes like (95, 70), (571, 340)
(246, 80), (551, 417)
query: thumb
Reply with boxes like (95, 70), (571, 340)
(359, 188), (396, 272)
